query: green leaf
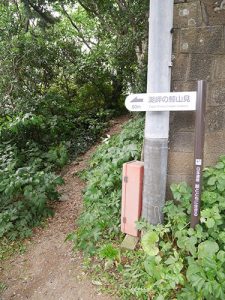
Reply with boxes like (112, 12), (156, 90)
(144, 257), (157, 276)
(186, 236), (197, 256)
(215, 285), (224, 300)
(192, 275), (205, 291)
(207, 176), (217, 186)
(205, 218), (215, 228)
(217, 250), (225, 262)
(198, 240), (219, 259)
(164, 255), (177, 265)
(215, 162), (224, 169)
(219, 232), (225, 243)
(141, 231), (159, 256)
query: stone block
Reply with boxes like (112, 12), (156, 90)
(180, 26), (224, 54)
(166, 174), (193, 199)
(204, 152), (222, 167)
(170, 111), (195, 132)
(188, 54), (213, 81)
(207, 82), (225, 106)
(201, 0), (225, 25)
(174, 0), (186, 4)
(168, 151), (194, 175)
(169, 131), (194, 152)
(172, 29), (180, 54)
(213, 56), (225, 80)
(174, 1), (203, 28)
(206, 106), (225, 132)
(167, 174), (193, 185)
(172, 80), (197, 92)
(172, 54), (190, 80)
(121, 235), (139, 250)
(205, 132), (225, 155)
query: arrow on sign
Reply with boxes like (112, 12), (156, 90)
(130, 97), (144, 103)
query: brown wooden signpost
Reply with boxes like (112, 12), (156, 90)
(191, 80), (207, 228)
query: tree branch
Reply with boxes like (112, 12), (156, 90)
(115, 0), (128, 11)
(77, 1), (97, 15)
(22, 0), (57, 24)
(61, 5), (93, 50)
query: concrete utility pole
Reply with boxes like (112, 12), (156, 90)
(142, 0), (174, 224)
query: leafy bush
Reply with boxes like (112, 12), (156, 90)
(0, 141), (63, 239)
(0, 108), (113, 241)
(136, 177), (225, 300)
(72, 116), (225, 300)
(71, 117), (144, 254)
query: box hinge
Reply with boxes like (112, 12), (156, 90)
(124, 176), (128, 183)
(123, 217), (127, 224)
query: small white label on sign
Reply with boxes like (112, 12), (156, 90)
(195, 159), (202, 166)
(125, 92), (197, 112)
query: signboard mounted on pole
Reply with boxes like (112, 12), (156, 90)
(125, 92), (197, 112)
(125, 80), (207, 229)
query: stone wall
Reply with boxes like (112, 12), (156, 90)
(168, 0), (225, 188)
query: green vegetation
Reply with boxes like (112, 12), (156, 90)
(1, 0), (149, 246)
(69, 117), (144, 254)
(71, 117), (225, 300)
(0, 282), (7, 293)
(0, 238), (26, 260)
(0, 111), (111, 243)
(1, 2), (224, 299)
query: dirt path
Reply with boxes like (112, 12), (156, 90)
(0, 116), (129, 300)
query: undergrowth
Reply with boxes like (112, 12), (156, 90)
(0, 109), (112, 246)
(69, 116), (144, 254)
(71, 116), (225, 300)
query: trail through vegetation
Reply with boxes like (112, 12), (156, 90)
(0, 116), (128, 300)
(71, 117), (225, 300)
(0, 0), (148, 245)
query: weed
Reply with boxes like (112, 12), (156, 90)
(72, 117), (144, 254)
(72, 116), (225, 299)
(0, 238), (27, 260)
(0, 282), (7, 293)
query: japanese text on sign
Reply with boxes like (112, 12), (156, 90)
(149, 95), (191, 103)
(193, 159), (202, 217)
(125, 92), (197, 112)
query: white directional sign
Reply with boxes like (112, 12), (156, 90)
(125, 92), (197, 112)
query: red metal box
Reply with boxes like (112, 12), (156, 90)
(121, 161), (144, 237)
